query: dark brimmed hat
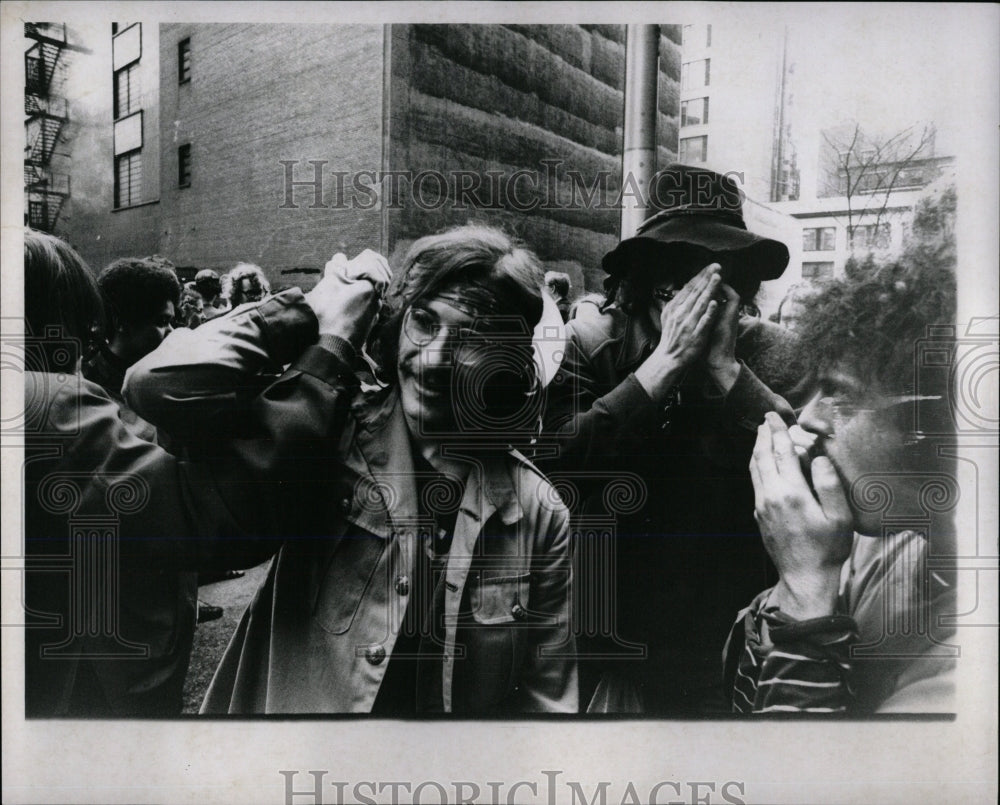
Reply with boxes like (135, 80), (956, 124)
(603, 163), (789, 281)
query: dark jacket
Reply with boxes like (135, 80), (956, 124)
(76, 344), (196, 715)
(127, 292), (577, 714)
(23, 292), (338, 716)
(541, 305), (809, 711)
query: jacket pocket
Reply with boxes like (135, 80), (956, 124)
(469, 572), (531, 625)
(312, 534), (386, 635)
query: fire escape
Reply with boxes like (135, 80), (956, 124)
(25, 23), (71, 232)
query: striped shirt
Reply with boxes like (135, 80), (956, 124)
(725, 530), (957, 714)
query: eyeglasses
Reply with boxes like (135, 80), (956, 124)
(651, 278), (756, 306)
(652, 287), (678, 304)
(809, 393), (943, 428)
(402, 306), (483, 347)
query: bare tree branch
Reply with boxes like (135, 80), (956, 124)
(820, 121), (937, 254)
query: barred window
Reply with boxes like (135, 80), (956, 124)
(115, 150), (142, 208)
(178, 144), (191, 187)
(28, 200), (48, 230)
(113, 63), (140, 120)
(178, 37), (191, 83)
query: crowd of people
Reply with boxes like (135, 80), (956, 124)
(21, 163), (957, 717)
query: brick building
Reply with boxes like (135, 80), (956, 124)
(48, 23), (682, 293)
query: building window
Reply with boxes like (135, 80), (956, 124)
(178, 144), (191, 187)
(178, 37), (191, 83)
(115, 150), (142, 208)
(681, 97), (709, 127)
(28, 200), (48, 230)
(681, 59), (710, 90)
(112, 23), (141, 71)
(851, 223), (892, 250)
(840, 166), (900, 195)
(113, 63), (140, 120)
(679, 135), (708, 163)
(682, 24), (711, 47)
(894, 167), (926, 188)
(802, 227), (836, 251)
(802, 261), (834, 280)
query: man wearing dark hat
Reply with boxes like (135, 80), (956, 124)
(542, 164), (808, 714)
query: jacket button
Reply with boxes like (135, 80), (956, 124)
(365, 644), (386, 665)
(511, 603), (527, 621)
(395, 576), (409, 596)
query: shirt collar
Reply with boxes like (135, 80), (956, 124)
(353, 388), (525, 528)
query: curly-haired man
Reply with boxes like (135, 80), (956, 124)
(727, 247), (958, 713)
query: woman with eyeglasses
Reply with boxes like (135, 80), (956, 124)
(127, 224), (577, 714)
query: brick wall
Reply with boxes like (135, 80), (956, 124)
(157, 23), (385, 290)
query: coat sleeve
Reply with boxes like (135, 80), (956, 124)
(124, 289), (331, 440)
(542, 315), (798, 477)
(725, 590), (857, 714)
(120, 289), (361, 555)
(30, 359), (348, 573)
(541, 321), (666, 469)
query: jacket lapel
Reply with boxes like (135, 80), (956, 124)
(346, 388), (419, 538)
(616, 311), (656, 372)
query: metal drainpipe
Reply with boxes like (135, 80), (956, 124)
(620, 24), (660, 240)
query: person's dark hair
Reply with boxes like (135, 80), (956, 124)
(194, 275), (221, 299)
(794, 247), (956, 439)
(24, 229), (105, 368)
(605, 241), (761, 314)
(544, 271), (571, 300)
(98, 257), (181, 331)
(376, 225), (545, 381)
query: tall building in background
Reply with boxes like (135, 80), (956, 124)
(679, 20), (955, 314)
(768, 27), (799, 204)
(678, 21), (790, 202)
(38, 22), (682, 294)
(678, 21), (798, 314)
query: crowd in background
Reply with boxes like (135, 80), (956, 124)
(21, 163), (958, 718)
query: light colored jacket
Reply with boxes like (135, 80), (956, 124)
(127, 290), (577, 714)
